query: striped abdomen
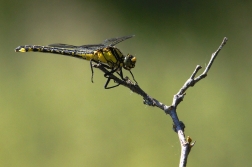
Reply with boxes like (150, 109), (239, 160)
(15, 45), (95, 60)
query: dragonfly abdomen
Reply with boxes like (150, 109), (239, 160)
(15, 45), (92, 60)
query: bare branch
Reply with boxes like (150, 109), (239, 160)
(95, 37), (228, 167)
(177, 37), (228, 96)
(200, 37), (228, 77)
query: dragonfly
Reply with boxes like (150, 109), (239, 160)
(15, 35), (137, 89)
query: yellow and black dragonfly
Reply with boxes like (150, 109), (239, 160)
(15, 35), (137, 89)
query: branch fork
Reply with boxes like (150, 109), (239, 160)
(94, 37), (228, 167)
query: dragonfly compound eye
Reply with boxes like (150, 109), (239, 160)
(123, 54), (136, 70)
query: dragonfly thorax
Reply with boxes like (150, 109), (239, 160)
(123, 54), (136, 70)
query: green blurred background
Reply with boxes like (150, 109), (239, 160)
(1, 0), (251, 166)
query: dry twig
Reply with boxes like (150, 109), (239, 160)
(94, 37), (228, 167)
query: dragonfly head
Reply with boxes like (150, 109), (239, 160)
(123, 54), (136, 70)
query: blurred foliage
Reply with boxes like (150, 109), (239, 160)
(1, 0), (252, 166)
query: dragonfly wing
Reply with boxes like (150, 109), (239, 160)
(78, 44), (105, 49)
(48, 35), (134, 49)
(48, 43), (96, 54)
(76, 44), (106, 53)
(48, 43), (78, 48)
(103, 35), (135, 47)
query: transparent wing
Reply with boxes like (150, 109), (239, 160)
(47, 35), (134, 52)
(48, 43), (79, 48)
(78, 44), (106, 50)
(103, 35), (135, 47)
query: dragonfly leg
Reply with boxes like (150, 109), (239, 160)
(118, 68), (124, 80)
(104, 78), (120, 89)
(103, 67), (122, 89)
(89, 59), (96, 83)
(129, 70), (138, 84)
(104, 67), (119, 78)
